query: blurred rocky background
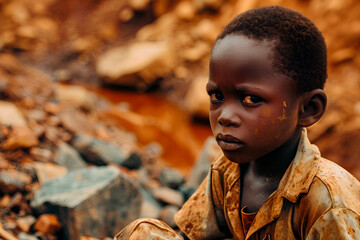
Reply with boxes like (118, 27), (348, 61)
(0, 0), (359, 239)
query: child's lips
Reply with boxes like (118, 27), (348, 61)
(216, 134), (245, 151)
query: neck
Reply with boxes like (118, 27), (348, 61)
(248, 128), (303, 180)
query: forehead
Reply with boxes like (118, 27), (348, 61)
(210, 34), (277, 73)
(209, 34), (298, 96)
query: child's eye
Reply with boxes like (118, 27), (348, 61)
(242, 95), (263, 104)
(209, 92), (224, 102)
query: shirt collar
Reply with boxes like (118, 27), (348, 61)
(279, 128), (321, 202)
(246, 128), (320, 239)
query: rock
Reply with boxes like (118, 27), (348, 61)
(0, 54), (54, 102)
(118, 7), (134, 22)
(179, 185), (197, 202)
(139, 186), (162, 219)
(59, 110), (93, 135)
(27, 121), (45, 138)
(0, 101), (27, 126)
(80, 237), (100, 240)
(96, 41), (175, 90)
(72, 135), (127, 166)
(0, 154), (10, 169)
(54, 143), (87, 171)
(29, 147), (53, 162)
(186, 137), (220, 189)
(182, 42), (210, 61)
(16, 215), (36, 233)
(159, 205), (179, 228)
(0, 221), (18, 240)
(56, 85), (98, 111)
(71, 36), (99, 53)
(33, 162), (67, 185)
(26, 109), (46, 123)
(152, 0), (174, 17)
(44, 126), (62, 144)
(191, 19), (219, 42)
(33, 214), (62, 235)
(0, 194), (11, 208)
(44, 102), (60, 114)
(53, 68), (71, 82)
(3, 219), (17, 231)
(0, 169), (32, 193)
(175, 1), (195, 20)
(194, 0), (224, 11)
(31, 166), (142, 239)
(34, 231), (57, 240)
(18, 232), (38, 240)
(159, 168), (184, 189)
(143, 142), (163, 159)
(137, 168), (156, 190)
(120, 152), (142, 170)
(47, 115), (61, 126)
(6, 192), (23, 209)
(151, 187), (184, 207)
(136, 13), (177, 41)
(184, 76), (209, 118)
(1, 125), (39, 150)
(0, 80), (9, 97)
(128, 0), (151, 11)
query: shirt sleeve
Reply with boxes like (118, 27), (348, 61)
(306, 208), (360, 239)
(114, 218), (184, 240)
(174, 170), (228, 240)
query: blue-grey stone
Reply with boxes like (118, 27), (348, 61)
(139, 186), (162, 219)
(31, 166), (141, 239)
(55, 143), (87, 171)
(121, 152), (142, 170)
(186, 137), (220, 189)
(72, 135), (126, 166)
(159, 168), (184, 189)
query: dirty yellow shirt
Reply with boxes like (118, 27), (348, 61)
(174, 129), (360, 239)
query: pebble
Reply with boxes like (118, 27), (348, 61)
(33, 214), (62, 235)
(0, 169), (32, 193)
(16, 215), (36, 232)
(159, 205), (180, 228)
(152, 186), (184, 207)
(159, 167), (184, 189)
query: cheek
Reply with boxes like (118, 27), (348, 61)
(261, 107), (271, 118)
(209, 111), (217, 132)
(254, 108), (296, 138)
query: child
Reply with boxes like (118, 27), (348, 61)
(114, 6), (360, 239)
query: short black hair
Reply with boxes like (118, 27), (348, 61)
(216, 6), (327, 93)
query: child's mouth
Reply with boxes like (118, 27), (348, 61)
(216, 134), (245, 151)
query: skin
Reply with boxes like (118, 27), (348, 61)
(207, 34), (326, 212)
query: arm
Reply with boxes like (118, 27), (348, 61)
(174, 170), (230, 239)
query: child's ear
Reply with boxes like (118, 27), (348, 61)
(298, 89), (327, 127)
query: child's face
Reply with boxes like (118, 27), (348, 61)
(207, 34), (302, 164)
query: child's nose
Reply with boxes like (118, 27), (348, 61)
(218, 105), (241, 127)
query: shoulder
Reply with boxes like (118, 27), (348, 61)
(313, 157), (360, 213)
(307, 207), (360, 239)
(296, 157), (360, 222)
(294, 158), (360, 236)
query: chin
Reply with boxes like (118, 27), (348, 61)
(222, 150), (253, 164)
